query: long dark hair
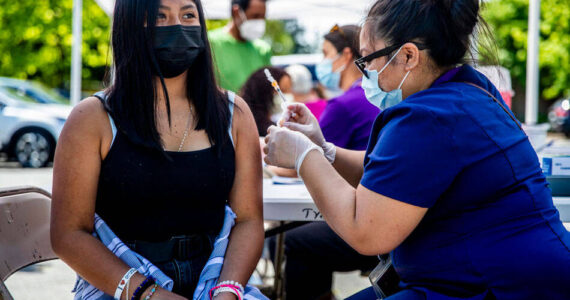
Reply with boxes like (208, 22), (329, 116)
(104, 0), (230, 153)
(365, 0), (498, 68)
(240, 67), (288, 136)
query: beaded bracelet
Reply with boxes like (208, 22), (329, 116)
(217, 280), (244, 294)
(143, 283), (159, 300)
(213, 286), (240, 299)
(131, 277), (155, 300)
(209, 284), (243, 300)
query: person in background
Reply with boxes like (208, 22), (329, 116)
(315, 24), (380, 151)
(285, 64), (327, 121)
(268, 25), (380, 300)
(241, 67), (291, 136)
(209, 0), (271, 93)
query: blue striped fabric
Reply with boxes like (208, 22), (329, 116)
(193, 207), (268, 300)
(73, 206), (268, 300)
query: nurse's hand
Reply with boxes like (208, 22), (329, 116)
(279, 103), (336, 163)
(264, 125), (323, 174)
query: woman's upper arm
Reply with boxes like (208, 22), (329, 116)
(351, 184), (427, 255)
(228, 96), (263, 222)
(349, 107), (459, 255)
(51, 97), (110, 241)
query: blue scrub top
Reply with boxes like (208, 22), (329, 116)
(361, 65), (570, 299)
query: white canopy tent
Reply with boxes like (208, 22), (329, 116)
(73, 0), (543, 129)
(93, 0), (373, 24)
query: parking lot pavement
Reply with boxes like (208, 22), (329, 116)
(4, 260), (77, 300)
(0, 163), (53, 191)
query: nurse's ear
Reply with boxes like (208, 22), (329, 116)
(401, 42), (420, 71)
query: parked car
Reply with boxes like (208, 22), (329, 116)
(0, 89), (71, 168)
(0, 77), (69, 105)
(548, 98), (570, 137)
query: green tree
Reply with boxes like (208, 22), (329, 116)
(0, 0), (111, 92)
(482, 0), (570, 101)
(0, 0), (298, 92)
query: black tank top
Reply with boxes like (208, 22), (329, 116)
(94, 93), (236, 242)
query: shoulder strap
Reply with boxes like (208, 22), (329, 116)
(93, 91), (118, 148)
(462, 82), (523, 131)
(227, 91), (236, 148)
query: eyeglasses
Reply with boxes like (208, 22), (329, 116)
(354, 42), (427, 78)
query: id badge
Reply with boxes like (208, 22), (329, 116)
(369, 255), (401, 299)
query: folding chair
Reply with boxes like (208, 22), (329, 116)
(0, 186), (57, 300)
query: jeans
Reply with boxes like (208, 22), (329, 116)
(125, 233), (215, 298)
(153, 255), (210, 297)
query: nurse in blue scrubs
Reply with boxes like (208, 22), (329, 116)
(263, 0), (570, 299)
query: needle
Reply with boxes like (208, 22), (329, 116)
(264, 68), (289, 110)
(264, 68), (297, 126)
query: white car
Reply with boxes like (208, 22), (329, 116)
(0, 89), (71, 168)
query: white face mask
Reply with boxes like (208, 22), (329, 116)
(238, 9), (266, 41)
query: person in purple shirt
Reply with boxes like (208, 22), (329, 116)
(320, 78), (380, 150)
(317, 24), (380, 151)
(271, 24), (380, 300)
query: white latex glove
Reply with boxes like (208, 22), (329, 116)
(279, 103), (336, 163)
(264, 125), (324, 176)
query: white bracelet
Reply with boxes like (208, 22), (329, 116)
(217, 280), (244, 294)
(213, 286), (242, 299)
(114, 268), (137, 300)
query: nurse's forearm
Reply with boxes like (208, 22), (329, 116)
(332, 148), (366, 188)
(300, 150), (359, 242)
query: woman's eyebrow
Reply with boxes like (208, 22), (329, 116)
(181, 4), (197, 10)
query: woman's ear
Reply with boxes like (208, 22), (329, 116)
(402, 43), (420, 71)
(342, 47), (354, 64)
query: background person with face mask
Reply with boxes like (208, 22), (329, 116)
(209, 0), (271, 93)
(265, 0), (570, 299)
(316, 24), (380, 151)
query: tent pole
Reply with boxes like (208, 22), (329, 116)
(71, 0), (83, 106)
(525, 0), (540, 125)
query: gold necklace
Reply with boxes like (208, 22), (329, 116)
(177, 105), (193, 152)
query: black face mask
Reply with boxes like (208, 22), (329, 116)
(153, 25), (204, 78)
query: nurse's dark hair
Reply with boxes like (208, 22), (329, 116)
(231, 0), (267, 11)
(103, 0), (230, 155)
(365, 0), (497, 67)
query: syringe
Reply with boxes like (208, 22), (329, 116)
(264, 68), (289, 111)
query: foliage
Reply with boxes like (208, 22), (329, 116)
(0, 0), (299, 92)
(0, 0), (111, 91)
(482, 0), (570, 100)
